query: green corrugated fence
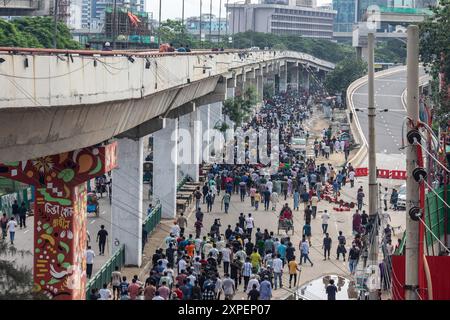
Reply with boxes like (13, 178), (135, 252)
(424, 186), (449, 255)
(86, 244), (125, 299)
(143, 202), (162, 235)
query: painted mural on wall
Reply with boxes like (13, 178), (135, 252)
(0, 143), (117, 300)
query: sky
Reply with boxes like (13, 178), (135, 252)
(146, 0), (332, 20)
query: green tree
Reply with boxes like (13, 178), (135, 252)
(0, 17), (80, 49)
(324, 58), (367, 98)
(420, 0), (450, 129)
(0, 241), (46, 299)
(222, 85), (258, 129)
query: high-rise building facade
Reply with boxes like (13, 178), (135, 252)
(228, 2), (336, 40)
(332, 0), (356, 32)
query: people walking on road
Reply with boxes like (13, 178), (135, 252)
(259, 276), (272, 300)
(6, 217), (17, 245)
(263, 188), (271, 211)
(18, 202), (27, 229)
(97, 225), (108, 255)
(357, 187), (365, 210)
(299, 237), (313, 267)
(272, 254), (283, 290)
(326, 279), (338, 300)
(321, 210), (330, 234)
(348, 244), (360, 274)
(177, 213), (188, 237)
(1, 213), (8, 240)
(86, 246), (95, 279)
(390, 189), (399, 211)
(222, 192), (231, 214)
(12, 200), (19, 222)
(323, 233), (332, 260)
(303, 222), (312, 246)
(288, 256), (301, 288)
(111, 266), (122, 300)
(336, 231), (347, 261)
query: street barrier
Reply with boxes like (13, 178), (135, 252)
(355, 167), (369, 177)
(354, 168), (407, 180)
(377, 169), (390, 179)
(391, 170), (407, 180)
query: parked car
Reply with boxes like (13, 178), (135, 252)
(397, 184), (406, 209)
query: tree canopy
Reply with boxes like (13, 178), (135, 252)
(0, 17), (80, 49)
(324, 57), (367, 97)
(419, 0), (450, 128)
(223, 85), (258, 129)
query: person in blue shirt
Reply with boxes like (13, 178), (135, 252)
(181, 278), (193, 300)
(259, 276), (272, 300)
(277, 242), (287, 266)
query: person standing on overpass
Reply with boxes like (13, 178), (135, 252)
(85, 246), (95, 279)
(97, 225), (108, 255)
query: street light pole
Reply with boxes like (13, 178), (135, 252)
(218, 0), (222, 45)
(209, 0), (213, 44)
(53, 0), (58, 49)
(158, 0), (162, 47)
(405, 24), (421, 301)
(199, 0), (203, 48)
(182, 0), (185, 27)
(367, 32), (379, 294)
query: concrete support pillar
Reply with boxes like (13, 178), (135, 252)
(256, 75), (264, 102)
(153, 118), (178, 219)
(200, 104), (211, 163)
(112, 137), (143, 266)
(279, 67), (287, 93)
(289, 66), (299, 91)
(178, 110), (201, 182)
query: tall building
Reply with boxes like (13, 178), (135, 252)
(227, 1), (336, 40)
(186, 14), (228, 43)
(332, 0), (356, 32)
(80, 0), (146, 30)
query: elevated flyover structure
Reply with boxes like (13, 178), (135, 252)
(0, 47), (333, 299)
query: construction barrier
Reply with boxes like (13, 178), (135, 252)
(355, 167), (368, 177)
(354, 168), (407, 180)
(377, 169), (390, 179)
(391, 170), (407, 180)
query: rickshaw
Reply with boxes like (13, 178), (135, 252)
(277, 207), (295, 235)
(87, 192), (99, 217)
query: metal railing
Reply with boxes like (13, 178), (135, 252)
(143, 201), (162, 235)
(85, 244), (125, 299)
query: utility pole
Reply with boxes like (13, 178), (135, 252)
(53, 0), (58, 49)
(112, 0), (117, 50)
(225, 0), (229, 37)
(218, 0), (222, 45)
(182, 0), (185, 27)
(158, 0), (162, 47)
(405, 25), (421, 301)
(367, 32), (379, 299)
(209, 0), (213, 44)
(199, 0), (203, 48)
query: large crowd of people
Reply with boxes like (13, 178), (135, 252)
(90, 89), (394, 300)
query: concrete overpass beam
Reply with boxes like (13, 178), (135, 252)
(111, 137), (143, 266)
(153, 118), (178, 219)
(116, 117), (165, 140)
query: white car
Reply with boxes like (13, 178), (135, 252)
(397, 184), (406, 209)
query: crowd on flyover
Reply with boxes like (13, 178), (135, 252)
(88, 88), (397, 301)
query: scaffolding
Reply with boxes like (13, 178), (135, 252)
(103, 6), (151, 45)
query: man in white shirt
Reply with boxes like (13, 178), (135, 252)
(245, 213), (255, 238)
(221, 245), (232, 274)
(85, 246), (95, 279)
(246, 275), (260, 294)
(222, 274), (236, 300)
(272, 254), (284, 290)
(99, 283), (111, 300)
(321, 210), (330, 234)
(266, 180), (273, 193)
(383, 187), (389, 211)
(170, 222), (181, 238)
(6, 217), (17, 245)
(348, 170), (355, 188)
(178, 256), (187, 274)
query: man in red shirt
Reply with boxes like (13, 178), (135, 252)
(173, 283), (184, 300)
(127, 278), (141, 300)
(158, 282), (171, 300)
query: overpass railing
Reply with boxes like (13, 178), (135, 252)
(85, 244), (125, 299)
(143, 201), (162, 235)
